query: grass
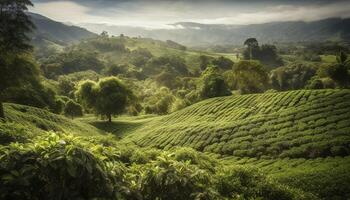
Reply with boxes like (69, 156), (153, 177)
(321, 55), (337, 63)
(77, 114), (158, 138)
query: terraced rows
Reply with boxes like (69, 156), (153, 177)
(124, 89), (350, 159)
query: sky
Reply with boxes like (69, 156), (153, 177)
(30, 0), (350, 29)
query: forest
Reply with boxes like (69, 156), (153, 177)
(1, 0), (350, 200)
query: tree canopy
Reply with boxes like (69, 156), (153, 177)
(0, 0), (35, 119)
(233, 61), (269, 94)
(76, 77), (134, 122)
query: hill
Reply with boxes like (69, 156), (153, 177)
(124, 89), (350, 159)
(119, 89), (350, 199)
(81, 18), (350, 46)
(29, 12), (96, 46)
(3, 103), (106, 137)
(2, 90), (350, 199)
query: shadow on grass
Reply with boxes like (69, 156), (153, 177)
(88, 120), (144, 138)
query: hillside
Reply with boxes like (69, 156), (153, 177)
(3, 103), (106, 137)
(123, 89), (350, 159)
(2, 90), (350, 199)
(29, 12), (96, 45)
(117, 89), (350, 199)
(81, 18), (350, 46)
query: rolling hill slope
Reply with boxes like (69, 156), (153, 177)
(3, 103), (106, 137)
(123, 89), (350, 159)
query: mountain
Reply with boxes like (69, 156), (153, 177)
(28, 12), (96, 46)
(80, 18), (350, 46)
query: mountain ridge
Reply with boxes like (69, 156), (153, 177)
(28, 12), (96, 45)
(79, 17), (350, 46)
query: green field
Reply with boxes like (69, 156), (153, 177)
(2, 89), (350, 199)
(123, 89), (350, 158)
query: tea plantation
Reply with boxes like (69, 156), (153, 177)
(125, 89), (350, 159)
(1, 89), (350, 199)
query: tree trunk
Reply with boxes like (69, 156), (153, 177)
(249, 46), (252, 61)
(108, 114), (112, 123)
(0, 101), (4, 120)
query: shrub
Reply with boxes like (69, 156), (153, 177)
(63, 100), (83, 119)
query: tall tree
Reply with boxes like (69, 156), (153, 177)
(0, 0), (34, 119)
(76, 77), (134, 122)
(243, 38), (258, 61)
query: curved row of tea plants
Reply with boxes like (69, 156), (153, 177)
(124, 89), (350, 159)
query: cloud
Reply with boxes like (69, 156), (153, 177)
(29, 0), (350, 28)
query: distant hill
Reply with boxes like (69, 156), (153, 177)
(28, 12), (96, 46)
(80, 18), (350, 46)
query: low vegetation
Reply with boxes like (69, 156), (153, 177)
(1, 1), (350, 199)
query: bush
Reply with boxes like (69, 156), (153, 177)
(0, 132), (314, 200)
(214, 166), (302, 200)
(64, 100), (83, 119)
(199, 66), (231, 98)
(0, 134), (116, 200)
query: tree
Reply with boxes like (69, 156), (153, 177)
(199, 66), (231, 98)
(76, 77), (134, 122)
(233, 61), (269, 94)
(317, 52), (350, 88)
(199, 55), (212, 71)
(270, 62), (316, 90)
(212, 56), (234, 70)
(64, 100), (83, 119)
(244, 38), (258, 60)
(100, 31), (109, 37)
(0, 0), (34, 119)
(155, 70), (179, 89)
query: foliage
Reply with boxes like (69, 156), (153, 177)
(199, 66), (231, 98)
(0, 134), (116, 200)
(57, 70), (100, 97)
(243, 39), (282, 68)
(0, 54), (59, 112)
(41, 50), (104, 78)
(144, 55), (189, 76)
(103, 64), (129, 76)
(0, 0), (34, 53)
(212, 56), (234, 71)
(0, 132), (308, 200)
(76, 77), (134, 122)
(144, 87), (176, 115)
(64, 100), (83, 119)
(155, 70), (180, 89)
(271, 62), (316, 90)
(310, 52), (350, 89)
(233, 61), (269, 94)
(128, 48), (153, 68)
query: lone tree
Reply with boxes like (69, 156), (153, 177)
(64, 100), (83, 119)
(0, 0), (35, 119)
(244, 38), (258, 61)
(76, 77), (134, 122)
